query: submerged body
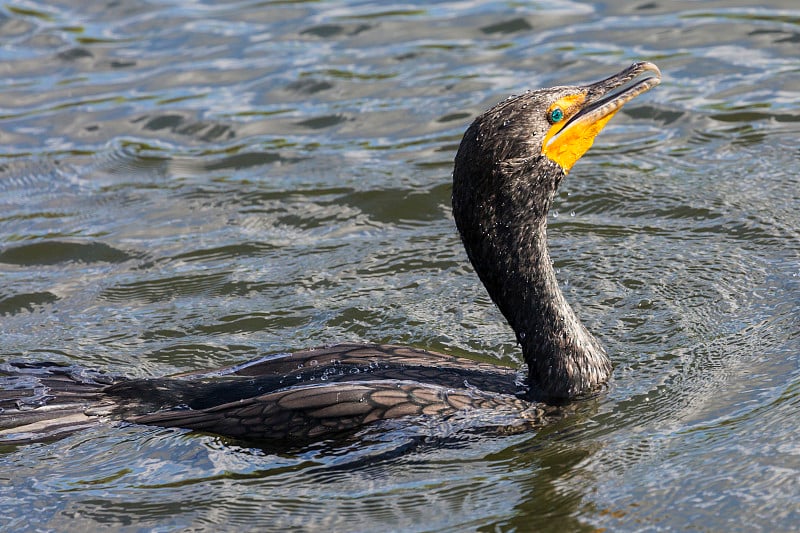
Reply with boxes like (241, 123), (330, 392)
(0, 63), (660, 444)
(1, 344), (551, 443)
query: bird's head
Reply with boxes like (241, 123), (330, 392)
(454, 61), (661, 226)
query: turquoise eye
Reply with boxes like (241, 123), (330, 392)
(549, 108), (564, 123)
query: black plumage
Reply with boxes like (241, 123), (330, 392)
(0, 62), (660, 444)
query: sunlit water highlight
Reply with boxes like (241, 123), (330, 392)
(1, 1), (798, 531)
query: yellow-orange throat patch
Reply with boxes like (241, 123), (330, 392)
(542, 94), (620, 173)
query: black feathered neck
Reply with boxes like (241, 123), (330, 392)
(452, 91), (611, 399)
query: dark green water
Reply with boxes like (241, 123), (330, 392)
(1, 1), (798, 531)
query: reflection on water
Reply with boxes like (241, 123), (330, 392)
(1, 1), (798, 531)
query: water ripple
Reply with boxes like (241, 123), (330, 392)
(1, 1), (799, 531)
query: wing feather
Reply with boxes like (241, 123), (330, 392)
(130, 380), (538, 441)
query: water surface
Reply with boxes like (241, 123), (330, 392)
(1, 1), (798, 531)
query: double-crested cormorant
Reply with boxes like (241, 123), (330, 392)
(0, 62), (660, 444)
